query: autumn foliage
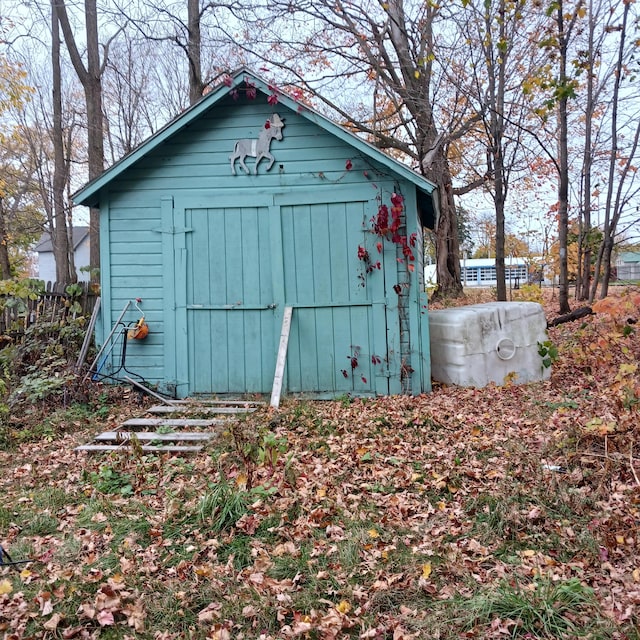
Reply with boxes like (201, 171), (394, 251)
(0, 288), (638, 638)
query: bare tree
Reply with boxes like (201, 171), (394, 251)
(552, 0), (586, 313)
(575, 0), (598, 300)
(590, 0), (640, 299)
(14, 42), (85, 287)
(51, 0), (73, 285)
(53, 0), (113, 274)
(103, 38), (164, 161)
(457, 0), (537, 300)
(523, 0), (585, 313)
(244, 0), (488, 297)
(112, 0), (242, 107)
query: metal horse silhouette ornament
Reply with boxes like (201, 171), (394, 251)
(230, 114), (285, 176)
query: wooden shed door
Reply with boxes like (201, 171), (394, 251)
(279, 199), (391, 396)
(184, 205), (276, 393)
(177, 193), (394, 397)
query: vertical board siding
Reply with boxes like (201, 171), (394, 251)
(404, 189), (430, 394)
(100, 202), (165, 385)
(185, 206), (275, 393)
(280, 200), (381, 394)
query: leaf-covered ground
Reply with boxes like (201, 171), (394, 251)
(1, 289), (639, 639)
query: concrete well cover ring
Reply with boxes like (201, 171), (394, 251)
(496, 337), (516, 360)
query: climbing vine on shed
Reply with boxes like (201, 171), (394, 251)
(340, 346), (384, 385)
(357, 191), (418, 288)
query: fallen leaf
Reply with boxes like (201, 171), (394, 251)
(336, 600), (351, 614)
(123, 599), (146, 631)
(198, 602), (222, 623)
(97, 609), (115, 626)
(43, 613), (62, 631)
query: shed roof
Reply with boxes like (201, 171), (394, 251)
(72, 68), (439, 225)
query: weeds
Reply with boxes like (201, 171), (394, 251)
(454, 577), (605, 638)
(229, 415), (288, 489)
(87, 464), (134, 495)
(198, 473), (249, 532)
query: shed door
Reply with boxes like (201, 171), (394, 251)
(184, 205), (276, 393)
(280, 200), (390, 396)
(176, 194), (394, 397)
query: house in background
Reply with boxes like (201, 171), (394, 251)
(425, 257), (533, 290)
(616, 252), (640, 281)
(72, 68), (439, 399)
(34, 226), (90, 284)
(460, 257), (530, 288)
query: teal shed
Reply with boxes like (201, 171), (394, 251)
(73, 69), (439, 399)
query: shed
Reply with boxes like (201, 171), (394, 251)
(73, 69), (439, 399)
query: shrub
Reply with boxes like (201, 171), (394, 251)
(512, 283), (544, 304)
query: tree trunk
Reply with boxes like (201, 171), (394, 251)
(187, 0), (204, 104)
(0, 198), (13, 279)
(556, 0), (571, 314)
(84, 0), (104, 274)
(494, 163), (506, 301)
(51, 0), (72, 285)
(425, 150), (463, 298)
(486, 0), (509, 302)
(54, 0), (104, 277)
(590, 1), (631, 301)
(577, 0), (595, 301)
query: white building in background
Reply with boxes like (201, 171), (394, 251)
(616, 252), (640, 281)
(34, 227), (90, 284)
(460, 257), (530, 287)
(425, 257), (538, 289)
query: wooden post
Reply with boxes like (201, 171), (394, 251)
(270, 306), (292, 409)
(75, 296), (101, 372)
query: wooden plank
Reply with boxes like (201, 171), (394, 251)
(95, 431), (214, 441)
(121, 418), (223, 428)
(154, 399), (265, 406)
(146, 405), (254, 415)
(75, 296), (101, 372)
(75, 444), (202, 453)
(270, 306), (293, 409)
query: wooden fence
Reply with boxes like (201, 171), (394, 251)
(0, 281), (98, 343)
